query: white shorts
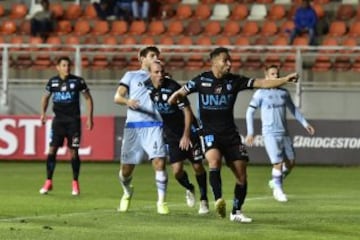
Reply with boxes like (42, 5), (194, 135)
(263, 135), (295, 164)
(120, 126), (166, 164)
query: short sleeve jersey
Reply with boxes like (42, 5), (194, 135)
(145, 77), (199, 139)
(184, 71), (254, 134)
(45, 74), (89, 121)
(119, 69), (162, 123)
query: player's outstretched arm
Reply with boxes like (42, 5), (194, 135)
(253, 72), (299, 89)
(168, 87), (188, 105)
(40, 94), (50, 125)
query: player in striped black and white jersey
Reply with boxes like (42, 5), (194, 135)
(114, 46), (169, 215)
(245, 65), (315, 202)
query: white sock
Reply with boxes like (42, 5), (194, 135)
(119, 170), (132, 196)
(272, 168), (283, 190)
(155, 170), (168, 203)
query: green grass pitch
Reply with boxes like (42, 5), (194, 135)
(0, 162), (359, 240)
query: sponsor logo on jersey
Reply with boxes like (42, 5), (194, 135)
(201, 82), (211, 87)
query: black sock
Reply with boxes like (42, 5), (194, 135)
(71, 154), (81, 181)
(209, 168), (222, 200)
(196, 171), (208, 201)
(232, 183), (247, 214)
(46, 153), (56, 179)
(176, 171), (194, 191)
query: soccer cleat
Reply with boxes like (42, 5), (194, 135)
(273, 188), (288, 202)
(157, 202), (169, 215)
(198, 200), (210, 214)
(39, 179), (53, 194)
(186, 189), (196, 207)
(117, 186), (134, 212)
(71, 180), (80, 196)
(230, 210), (253, 223)
(268, 179), (275, 189)
(214, 198), (226, 218)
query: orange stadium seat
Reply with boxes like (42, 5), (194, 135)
(351, 56), (360, 72)
(73, 20), (91, 36)
(196, 36), (212, 50)
(64, 4), (83, 20)
(319, 37), (338, 53)
(148, 20), (165, 35)
(336, 4), (355, 21)
(260, 21), (278, 37)
(128, 20), (146, 35)
(166, 20), (184, 36)
(230, 4), (248, 20)
(50, 3), (64, 19)
(83, 4), (97, 19)
(313, 0), (329, 4)
(0, 4), (4, 17)
(230, 55), (243, 71)
(267, 4), (286, 20)
(254, 36), (269, 45)
(120, 36), (137, 52)
(186, 54), (205, 70)
(356, 6), (360, 20)
(177, 36), (193, 49)
(55, 20), (72, 35)
(1, 20), (17, 34)
(342, 36), (357, 53)
(29, 36), (44, 50)
(110, 20), (128, 35)
(18, 20), (31, 35)
(243, 56), (263, 70)
(333, 56), (351, 71)
(33, 54), (53, 69)
(264, 55), (282, 67)
(348, 21), (360, 37)
(185, 19), (203, 36)
(280, 20), (295, 36)
(194, 4), (211, 20)
(10, 3), (28, 19)
(215, 36), (231, 46)
(223, 21), (241, 37)
(92, 54), (110, 69)
(256, 0), (273, 3)
(312, 4), (324, 19)
(111, 55), (128, 69)
(63, 35), (80, 51)
(159, 35), (174, 45)
(9, 36), (24, 51)
(204, 21), (222, 36)
(272, 36), (290, 52)
(83, 36), (99, 51)
(282, 56), (296, 71)
(46, 36), (62, 51)
(103, 35), (118, 52)
(127, 56), (141, 70)
(139, 36), (156, 45)
(312, 56), (332, 72)
(176, 4), (193, 19)
(292, 36), (308, 46)
(242, 21), (259, 37)
(327, 21), (347, 37)
(91, 20), (110, 35)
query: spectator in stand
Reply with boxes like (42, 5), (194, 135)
(289, 0), (317, 45)
(28, 0), (54, 40)
(132, 0), (150, 21)
(115, 0), (133, 21)
(93, 0), (116, 20)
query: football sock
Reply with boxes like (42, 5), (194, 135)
(232, 182), (247, 214)
(209, 168), (222, 200)
(272, 167), (283, 189)
(119, 170), (133, 196)
(282, 164), (291, 179)
(71, 154), (80, 181)
(46, 153), (56, 179)
(196, 171), (208, 201)
(176, 171), (194, 191)
(155, 170), (168, 203)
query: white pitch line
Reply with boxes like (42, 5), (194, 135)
(0, 195), (279, 223)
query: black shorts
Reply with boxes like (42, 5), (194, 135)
(201, 131), (249, 163)
(167, 134), (203, 164)
(50, 119), (81, 148)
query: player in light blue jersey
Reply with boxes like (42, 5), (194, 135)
(245, 65), (315, 202)
(114, 46), (169, 214)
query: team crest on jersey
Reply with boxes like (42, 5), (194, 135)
(70, 83), (75, 89)
(226, 84), (232, 91)
(214, 85), (222, 94)
(162, 94), (168, 101)
(154, 94), (159, 102)
(61, 85), (67, 91)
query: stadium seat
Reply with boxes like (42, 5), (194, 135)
(64, 3), (83, 20)
(55, 20), (72, 35)
(223, 21), (241, 36)
(242, 21), (259, 37)
(280, 20), (295, 36)
(128, 20), (146, 35)
(46, 36), (62, 51)
(166, 56), (186, 70)
(127, 56), (140, 70)
(73, 20), (91, 36)
(148, 20), (166, 35)
(176, 4), (193, 19)
(333, 56), (351, 71)
(83, 4), (98, 19)
(342, 36), (358, 53)
(10, 3), (28, 19)
(92, 55), (110, 69)
(196, 36), (212, 52)
(166, 20), (184, 36)
(211, 4), (230, 20)
(313, 0), (329, 3)
(185, 55), (205, 70)
(194, 4), (211, 20)
(256, 0), (273, 3)
(312, 56), (332, 72)
(348, 21), (360, 37)
(63, 35), (80, 51)
(18, 20), (31, 35)
(103, 35), (118, 52)
(292, 36), (308, 46)
(33, 54), (53, 69)
(204, 21), (222, 36)
(234, 37), (250, 52)
(0, 4), (4, 17)
(327, 21), (347, 37)
(260, 21), (278, 37)
(50, 3), (64, 19)
(139, 36), (156, 45)
(9, 36), (24, 51)
(120, 36), (137, 52)
(83, 36), (99, 51)
(265, 55), (282, 67)
(320, 37), (339, 54)
(247, 4), (267, 20)
(185, 19), (203, 36)
(351, 56), (360, 72)
(335, 4), (355, 21)
(282, 56), (296, 71)
(1, 20), (17, 35)
(159, 36), (175, 52)
(229, 4), (248, 20)
(29, 36), (44, 51)
(215, 36), (231, 46)
(111, 55), (128, 69)
(176, 36), (193, 52)
(272, 36), (290, 52)
(110, 20), (128, 35)
(91, 20), (110, 35)
(267, 4), (286, 20)
(230, 55), (243, 71)
(312, 4), (325, 19)
(243, 56), (263, 70)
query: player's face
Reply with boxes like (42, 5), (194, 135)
(213, 52), (232, 76)
(141, 51), (159, 70)
(150, 63), (165, 87)
(56, 60), (71, 78)
(265, 67), (279, 80)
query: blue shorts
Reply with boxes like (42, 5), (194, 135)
(263, 135), (295, 164)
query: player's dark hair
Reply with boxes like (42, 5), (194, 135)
(56, 56), (72, 65)
(139, 46), (160, 58)
(265, 64), (280, 77)
(210, 47), (229, 60)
